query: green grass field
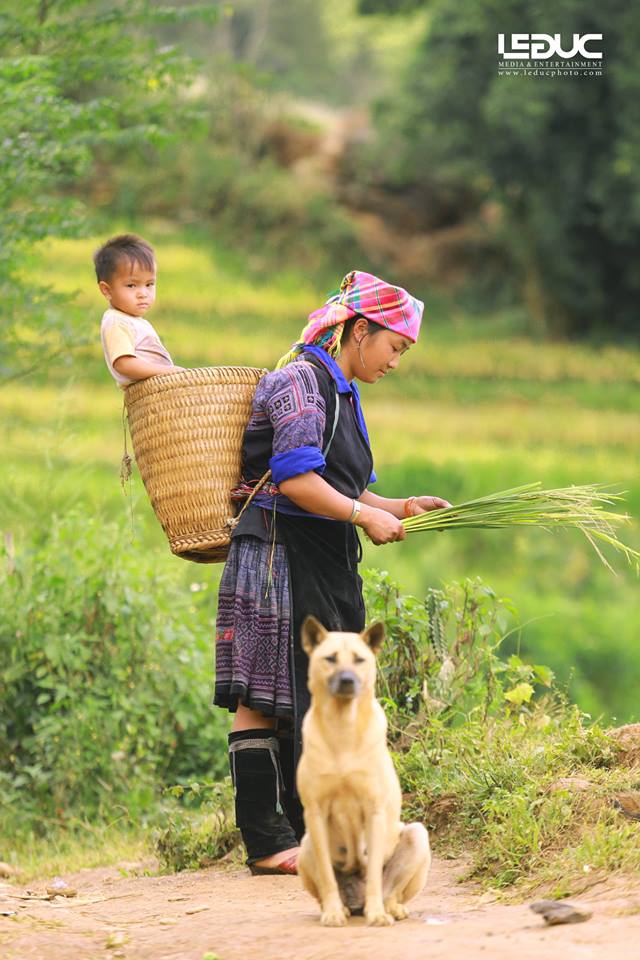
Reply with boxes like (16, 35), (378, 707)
(3, 229), (639, 721)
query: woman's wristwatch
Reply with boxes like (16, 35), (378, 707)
(348, 499), (361, 524)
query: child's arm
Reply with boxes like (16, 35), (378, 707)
(113, 356), (184, 380)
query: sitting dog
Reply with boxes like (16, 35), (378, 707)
(296, 616), (431, 927)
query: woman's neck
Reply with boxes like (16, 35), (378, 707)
(336, 345), (356, 383)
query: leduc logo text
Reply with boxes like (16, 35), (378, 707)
(497, 34), (603, 59)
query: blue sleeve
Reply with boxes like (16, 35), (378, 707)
(270, 446), (327, 484)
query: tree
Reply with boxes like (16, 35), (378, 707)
(0, 0), (215, 382)
(360, 0), (640, 338)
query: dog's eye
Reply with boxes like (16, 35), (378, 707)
(353, 655), (366, 664)
(324, 654), (338, 664)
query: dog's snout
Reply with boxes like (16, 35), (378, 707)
(329, 670), (361, 699)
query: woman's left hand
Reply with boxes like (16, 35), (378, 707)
(411, 495), (452, 515)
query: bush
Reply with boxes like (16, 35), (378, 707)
(364, 569), (639, 892)
(364, 0), (640, 339)
(364, 569), (546, 729)
(0, 1), (207, 382)
(0, 512), (228, 829)
(153, 779), (240, 872)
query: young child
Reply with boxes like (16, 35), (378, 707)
(96, 233), (183, 387)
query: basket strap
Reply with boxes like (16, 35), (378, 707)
(322, 381), (340, 458)
(228, 381), (340, 530)
(120, 400), (133, 489)
(120, 399), (135, 536)
(228, 468), (272, 529)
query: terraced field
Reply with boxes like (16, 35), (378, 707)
(4, 232), (639, 719)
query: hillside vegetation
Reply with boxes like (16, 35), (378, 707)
(2, 231), (638, 723)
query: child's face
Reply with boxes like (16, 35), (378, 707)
(99, 259), (157, 316)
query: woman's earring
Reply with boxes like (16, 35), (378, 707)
(357, 338), (367, 369)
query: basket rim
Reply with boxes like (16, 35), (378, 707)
(124, 365), (268, 403)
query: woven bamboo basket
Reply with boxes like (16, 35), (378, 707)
(124, 366), (267, 563)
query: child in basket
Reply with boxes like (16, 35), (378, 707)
(96, 233), (183, 387)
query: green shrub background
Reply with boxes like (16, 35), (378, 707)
(0, 512), (228, 831)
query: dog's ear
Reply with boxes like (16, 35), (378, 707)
(301, 615), (329, 655)
(361, 621), (385, 655)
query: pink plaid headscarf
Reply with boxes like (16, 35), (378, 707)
(276, 270), (424, 368)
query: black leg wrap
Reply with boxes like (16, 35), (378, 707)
(276, 728), (306, 842)
(228, 729), (298, 864)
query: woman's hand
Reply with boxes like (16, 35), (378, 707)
(357, 504), (406, 545)
(410, 495), (452, 515)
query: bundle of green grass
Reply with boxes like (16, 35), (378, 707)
(401, 483), (639, 573)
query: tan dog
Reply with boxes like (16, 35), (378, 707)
(296, 616), (431, 927)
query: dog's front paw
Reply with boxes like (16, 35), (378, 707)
(320, 901), (349, 927)
(385, 900), (409, 921)
(365, 906), (394, 927)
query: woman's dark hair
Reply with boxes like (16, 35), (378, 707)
(342, 314), (382, 342)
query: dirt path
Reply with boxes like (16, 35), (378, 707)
(1, 858), (639, 960)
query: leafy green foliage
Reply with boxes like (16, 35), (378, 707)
(154, 779), (240, 872)
(364, 569), (542, 726)
(364, 0), (640, 337)
(0, 0), (209, 382)
(0, 511), (228, 830)
(396, 704), (640, 891)
(364, 569), (639, 891)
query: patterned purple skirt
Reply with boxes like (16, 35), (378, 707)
(214, 536), (293, 717)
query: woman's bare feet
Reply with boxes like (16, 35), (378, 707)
(251, 846), (300, 870)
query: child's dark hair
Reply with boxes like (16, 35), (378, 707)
(93, 234), (155, 282)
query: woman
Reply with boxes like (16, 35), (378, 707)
(214, 270), (450, 875)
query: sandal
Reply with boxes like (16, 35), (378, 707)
(249, 854), (298, 876)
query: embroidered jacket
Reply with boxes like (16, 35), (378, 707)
(234, 346), (376, 522)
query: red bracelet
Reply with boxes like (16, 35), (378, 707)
(403, 496), (418, 518)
